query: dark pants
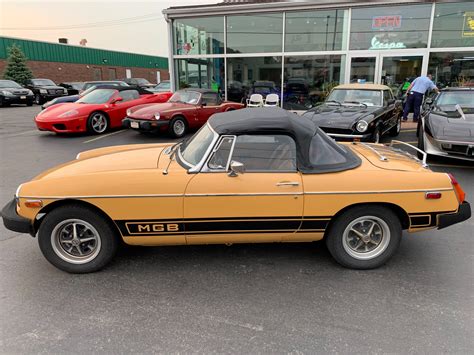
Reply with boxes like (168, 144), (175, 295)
(403, 92), (423, 121)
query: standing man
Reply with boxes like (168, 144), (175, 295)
(402, 73), (439, 122)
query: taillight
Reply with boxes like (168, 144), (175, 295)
(448, 173), (466, 203)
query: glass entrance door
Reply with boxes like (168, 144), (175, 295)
(380, 55), (423, 98)
(349, 57), (377, 83)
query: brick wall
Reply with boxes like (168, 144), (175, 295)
(0, 60), (169, 84)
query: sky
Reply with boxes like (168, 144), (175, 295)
(0, 0), (212, 57)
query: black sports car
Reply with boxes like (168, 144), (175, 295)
(302, 84), (403, 143)
(417, 87), (474, 161)
(0, 80), (34, 106)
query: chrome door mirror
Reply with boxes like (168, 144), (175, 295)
(228, 160), (245, 177)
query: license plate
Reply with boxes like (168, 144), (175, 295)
(130, 121), (139, 129)
(20, 96), (26, 99)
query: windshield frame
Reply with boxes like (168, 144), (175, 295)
(169, 90), (202, 105)
(76, 88), (117, 104)
(177, 123), (219, 172)
(327, 89), (383, 107)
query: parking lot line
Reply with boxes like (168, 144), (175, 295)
(400, 129), (417, 133)
(83, 130), (126, 144)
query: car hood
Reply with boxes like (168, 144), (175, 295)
(1, 87), (31, 94)
(31, 144), (172, 182)
(428, 108), (474, 142)
(128, 102), (195, 120)
(303, 104), (378, 128)
(37, 85), (64, 90)
(36, 102), (104, 119)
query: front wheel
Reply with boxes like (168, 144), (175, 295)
(38, 205), (118, 273)
(371, 126), (381, 143)
(417, 126), (426, 159)
(34, 94), (43, 105)
(326, 206), (402, 269)
(168, 116), (187, 138)
(87, 112), (108, 134)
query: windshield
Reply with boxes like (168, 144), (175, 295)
(0, 80), (21, 88)
(327, 89), (382, 106)
(169, 91), (200, 104)
(32, 79), (55, 86)
(77, 89), (116, 104)
(180, 124), (215, 166)
(436, 91), (474, 106)
(71, 82), (84, 90)
(79, 86), (98, 97)
(154, 82), (170, 91)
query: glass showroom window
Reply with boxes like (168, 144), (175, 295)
(428, 52), (474, 88)
(350, 4), (431, 50)
(227, 56), (282, 103)
(283, 55), (345, 110)
(285, 9), (348, 52)
(175, 58), (224, 93)
(226, 13), (283, 54)
(431, 2), (474, 48)
(174, 17), (224, 55)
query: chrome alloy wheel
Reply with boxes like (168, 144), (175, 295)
(173, 119), (185, 136)
(90, 113), (107, 133)
(396, 118), (402, 134)
(51, 219), (102, 264)
(342, 216), (391, 260)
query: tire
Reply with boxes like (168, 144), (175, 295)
(87, 111), (108, 134)
(371, 126), (381, 143)
(325, 205), (402, 269)
(38, 205), (119, 273)
(34, 94), (43, 105)
(388, 116), (401, 137)
(168, 116), (187, 138)
(27, 101), (33, 107)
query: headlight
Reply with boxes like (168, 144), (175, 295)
(1, 90), (14, 96)
(39, 89), (47, 94)
(58, 109), (79, 118)
(356, 120), (368, 133)
(126, 108), (133, 116)
(154, 113), (160, 120)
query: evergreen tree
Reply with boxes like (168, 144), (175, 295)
(3, 44), (33, 85)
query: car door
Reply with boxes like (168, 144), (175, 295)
(107, 89), (141, 127)
(198, 93), (223, 125)
(184, 134), (304, 244)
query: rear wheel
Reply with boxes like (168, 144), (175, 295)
(87, 111), (108, 134)
(38, 205), (119, 273)
(326, 205), (402, 269)
(168, 116), (187, 138)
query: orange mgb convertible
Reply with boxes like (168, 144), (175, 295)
(1, 108), (470, 273)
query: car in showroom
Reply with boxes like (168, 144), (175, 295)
(59, 82), (84, 95)
(302, 84), (403, 143)
(25, 78), (69, 105)
(1, 108), (470, 273)
(123, 88), (244, 138)
(0, 79), (34, 106)
(417, 87), (474, 161)
(35, 86), (172, 134)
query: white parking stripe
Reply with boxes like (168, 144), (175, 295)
(400, 129), (417, 133)
(83, 130), (126, 144)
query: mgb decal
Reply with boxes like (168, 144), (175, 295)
(125, 222), (182, 235)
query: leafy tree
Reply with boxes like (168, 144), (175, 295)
(3, 43), (33, 85)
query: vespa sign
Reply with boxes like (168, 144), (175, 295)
(369, 35), (406, 50)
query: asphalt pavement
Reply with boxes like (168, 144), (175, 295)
(0, 105), (473, 353)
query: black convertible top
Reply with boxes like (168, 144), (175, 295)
(209, 108), (361, 173)
(96, 85), (154, 95)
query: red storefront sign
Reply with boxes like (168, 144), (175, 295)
(372, 16), (402, 30)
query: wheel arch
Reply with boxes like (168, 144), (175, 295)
(323, 202), (410, 239)
(88, 110), (111, 126)
(34, 199), (121, 238)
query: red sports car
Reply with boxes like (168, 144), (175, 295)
(122, 89), (245, 138)
(35, 86), (172, 134)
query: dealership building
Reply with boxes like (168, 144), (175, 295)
(163, 0), (474, 109)
(0, 36), (169, 84)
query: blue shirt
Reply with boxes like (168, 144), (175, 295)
(411, 76), (436, 94)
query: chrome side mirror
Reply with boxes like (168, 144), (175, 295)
(228, 160), (245, 177)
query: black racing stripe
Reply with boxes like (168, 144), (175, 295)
(185, 220), (301, 233)
(300, 219), (330, 230)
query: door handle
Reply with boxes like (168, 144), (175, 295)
(276, 181), (299, 187)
